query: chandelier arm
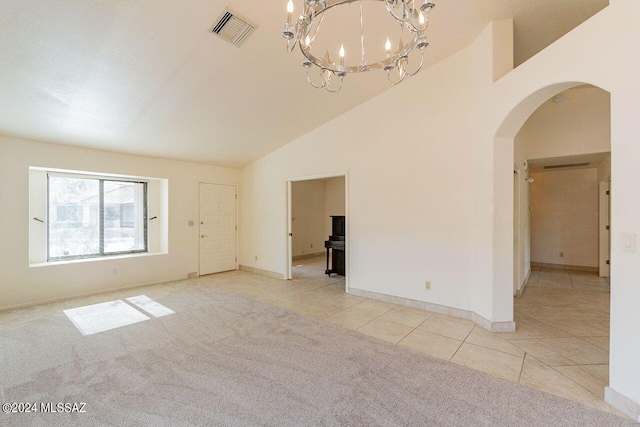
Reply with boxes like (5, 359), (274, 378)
(310, 11), (325, 44)
(386, 64), (407, 85)
(287, 37), (298, 54)
(384, 0), (410, 23)
(325, 74), (344, 93)
(405, 51), (424, 77)
(306, 67), (327, 89)
(300, 12), (324, 46)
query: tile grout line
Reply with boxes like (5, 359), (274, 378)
(548, 364), (609, 401)
(518, 353), (526, 383)
(448, 326), (475, 361)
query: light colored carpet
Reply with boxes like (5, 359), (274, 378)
(63, 299), (150, 336)
(0, 278), (635, 427)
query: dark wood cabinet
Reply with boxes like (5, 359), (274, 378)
(324, 215), (345, 276)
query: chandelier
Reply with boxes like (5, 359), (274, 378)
(282, 0), (435, 93)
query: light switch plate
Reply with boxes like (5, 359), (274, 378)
(622, 233), (636, 252)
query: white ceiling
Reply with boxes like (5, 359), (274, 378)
(0, 0), (608, 168)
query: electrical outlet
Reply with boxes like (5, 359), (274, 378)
(255, 255), (258, 261)
(112, 268), (118, 276)
(188, 220), (194, 227)
(187, 272), (198, 279)
(559, 252), (564, 258)
(425, 281), (431, 290)
(310, 243), (313, 248)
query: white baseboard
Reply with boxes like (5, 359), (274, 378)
(348, 288), (515, 333)
(516, 267), (531, 298)
(531, 262), (598, 272)
(292, 252), (325, 261)
(605, 386), (640, 422)
(239, 265), (286, 280)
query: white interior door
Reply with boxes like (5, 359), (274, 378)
(200, 183), (236, 275)
(599, 181), (610, 278)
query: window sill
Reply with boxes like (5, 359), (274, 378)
(29, 251), (168, 268)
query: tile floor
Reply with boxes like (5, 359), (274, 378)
(198, 257), (623, 417)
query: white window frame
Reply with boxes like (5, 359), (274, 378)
(29, 167), (169, 267)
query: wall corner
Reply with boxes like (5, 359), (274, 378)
(491, 19), (514, 81)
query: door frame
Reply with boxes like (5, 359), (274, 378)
(285, 171), (349, 291)
(513, 168), (521, 296)
(599, 181), (611, 278)
(198, 182), (239, 276)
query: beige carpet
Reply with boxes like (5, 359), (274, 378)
(0, 279), (635, 427)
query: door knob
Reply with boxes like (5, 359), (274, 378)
(201, 234), (208, 238)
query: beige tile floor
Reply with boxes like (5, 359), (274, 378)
(199, 258), (623, 417)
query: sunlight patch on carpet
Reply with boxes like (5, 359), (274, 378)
(64, 299), (150, 336)
(126, 295), (174, 317)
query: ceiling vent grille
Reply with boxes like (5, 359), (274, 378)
(544, 162), (591, 170)
(210, 8), (256, 47)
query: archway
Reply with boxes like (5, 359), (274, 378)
(492, 81), (614, 409)
(493, 81), (611, 320)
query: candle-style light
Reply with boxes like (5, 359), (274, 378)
(339, 44), (345, 66)
(286, 0), (294, 24)
(385, 37), (391, 58)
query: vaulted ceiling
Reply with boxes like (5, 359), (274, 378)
(0, 0), (608, 167)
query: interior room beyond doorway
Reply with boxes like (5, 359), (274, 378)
(290, 176), (346, 280)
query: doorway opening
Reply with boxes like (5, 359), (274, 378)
(512, 85), (611, 293)
(286, 173), (348, 288)
(507, 84), (612, 403)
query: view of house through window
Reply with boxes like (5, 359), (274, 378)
(48, 174), (147, 260)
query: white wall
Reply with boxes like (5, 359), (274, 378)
(530, 168), (599, 268)
(291, 180), (326, 257)
(598, 154), (612, 182)
(519, 87), (611, 160)
(240, 43), (476, 312)
(324, 176), (346, 238)
(241, 1), (640, 411)
(0, 135), (239, 310)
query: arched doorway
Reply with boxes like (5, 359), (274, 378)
(492, 82), (614, 410)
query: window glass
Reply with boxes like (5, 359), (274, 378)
(48, 176), (100, 259)
(103, 181), (146, 254)
(48, 175), (147, 260)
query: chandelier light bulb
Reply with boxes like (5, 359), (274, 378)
(305, 36), (311, 47)
(385, 37), (391, 58)
(419, 12), (425, 25)
(287, 0), (294, 24)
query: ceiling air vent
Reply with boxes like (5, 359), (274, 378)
(210, 8), (256, 47)
(544, 162), (591, 170)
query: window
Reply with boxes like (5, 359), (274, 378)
(47, 174), (147, 260)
